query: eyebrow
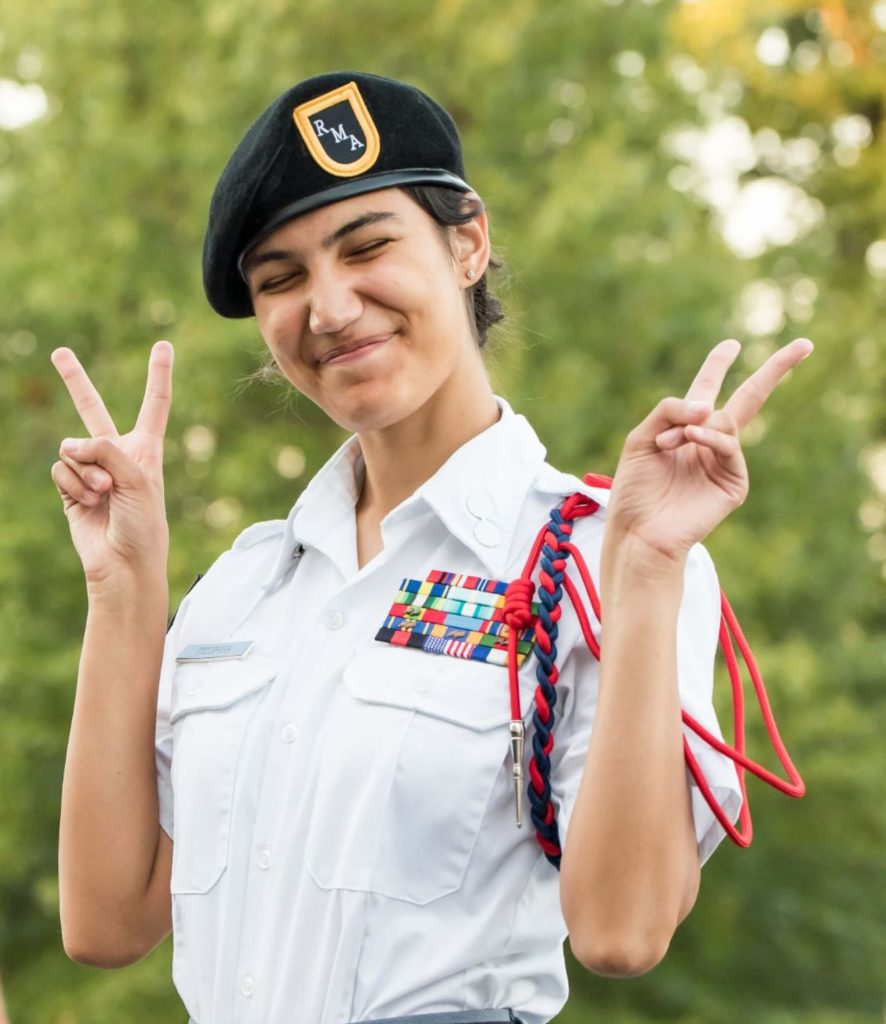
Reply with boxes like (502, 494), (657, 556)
(243, 211), (400, 275)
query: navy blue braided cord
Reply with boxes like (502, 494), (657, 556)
(527, 505), (579, 870)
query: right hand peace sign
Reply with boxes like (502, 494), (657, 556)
(50, 341), (174, 586)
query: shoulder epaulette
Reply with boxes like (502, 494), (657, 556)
(232, 519), (287, 551)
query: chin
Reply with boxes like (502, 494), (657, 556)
(329, 383), (428, 435)
(337, 406), (405, 434)
(323, 393), (402, 434)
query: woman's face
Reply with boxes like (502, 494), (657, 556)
(244, 188), (488, 434)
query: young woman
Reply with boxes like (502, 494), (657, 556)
(51, 71), (811, 1024)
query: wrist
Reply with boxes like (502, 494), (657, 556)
(85, 565), (168, 606)
(601, 522), (688, 591)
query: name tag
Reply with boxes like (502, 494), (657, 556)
(175, 640), (254, 663)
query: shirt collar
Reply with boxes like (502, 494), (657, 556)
(261, 431), (363, 589)
(263, 395), (549, 588)
(413, 395), (547, 579)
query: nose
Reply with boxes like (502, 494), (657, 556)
(307, 266), (363, 337)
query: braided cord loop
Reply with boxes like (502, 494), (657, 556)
(527, 510), (575, 866)
(508, 497), (604, 868)
(514, 472), (805, 868)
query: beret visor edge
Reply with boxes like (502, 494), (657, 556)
(236, 167), (473, 283)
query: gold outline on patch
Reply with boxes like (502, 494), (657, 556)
(293, 82), (380, 178)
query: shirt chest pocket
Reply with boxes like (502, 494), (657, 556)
(305, 646), (527, 906)
(169, 654), (279, 895)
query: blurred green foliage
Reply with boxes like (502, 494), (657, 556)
(1, 0), (884, 1021)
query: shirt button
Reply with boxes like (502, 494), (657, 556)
(280, 723), (297, 744)
(257, 849), (272, 870)
(325, 609), (346, 630)
(474, 520), (501, 547)
(240, 976), (255, 998)
(467, 492), (495, 519)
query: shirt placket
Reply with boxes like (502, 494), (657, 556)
(233, 544), (375, 1022)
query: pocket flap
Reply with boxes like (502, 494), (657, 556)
(342, 645), (518, 732)
(170, 654), (279, 723)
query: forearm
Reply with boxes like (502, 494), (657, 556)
(58, 571), (169, 951)
(560, 532), (699, 975)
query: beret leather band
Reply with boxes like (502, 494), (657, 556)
(236, 166), (471, 280)
(203, 71), (473, 319)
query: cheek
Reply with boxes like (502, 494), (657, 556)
(256, 309), (308, 377)
(257, 306), (288, 350)
(373, 255), (455, 314)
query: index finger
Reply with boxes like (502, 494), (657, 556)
(134, 340), (174, 437)
(724, 337), (814, 429)
(684, 338), (742, 405)
(50, 348), (119, 439)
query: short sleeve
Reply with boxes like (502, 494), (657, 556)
(550, 542), (742, 866)
(155, 589), (196, 839)
(676, 544), (743, 864)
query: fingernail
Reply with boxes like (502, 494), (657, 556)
(686, 401), (710, 413)
(88, 471), (106, 489)
(81, 489), (98, 506)
(61, 438), (81, 453)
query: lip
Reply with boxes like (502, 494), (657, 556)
(319, 334), (392, 365)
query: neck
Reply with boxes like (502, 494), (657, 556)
(355, 363), (500, 523)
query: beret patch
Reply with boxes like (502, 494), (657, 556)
(293, 81), (381, 178)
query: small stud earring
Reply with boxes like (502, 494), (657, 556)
(466, 268), (476, 280)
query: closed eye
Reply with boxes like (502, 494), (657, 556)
(257, 270), (303, 293)
(349, 239), (391, 258)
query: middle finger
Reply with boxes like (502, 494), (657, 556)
(723, 337), (813, 430)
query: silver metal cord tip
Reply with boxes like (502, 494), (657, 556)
(509, 720), (525, 828)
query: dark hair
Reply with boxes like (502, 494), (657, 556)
(401, 184), (505, 349)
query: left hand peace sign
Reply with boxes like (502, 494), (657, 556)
(606, 337), (813, 561)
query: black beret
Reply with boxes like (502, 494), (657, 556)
(203, 70), (472, 318)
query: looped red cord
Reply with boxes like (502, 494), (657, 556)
(513, 470), (806, 856)
(565, 472), (806, 846)
(504, 578), (536, 720)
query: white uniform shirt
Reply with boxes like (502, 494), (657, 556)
(155, 395), (742, 1024)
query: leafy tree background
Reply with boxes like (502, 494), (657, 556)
(1, 0), (884, 1021)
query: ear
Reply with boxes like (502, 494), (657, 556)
(451, 192), (491, 286)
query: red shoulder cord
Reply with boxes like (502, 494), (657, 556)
(502, 473), (806, 869)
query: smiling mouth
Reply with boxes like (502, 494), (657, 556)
(319, 334), (392, 365)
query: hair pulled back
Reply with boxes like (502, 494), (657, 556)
(401, 185), (505, 349)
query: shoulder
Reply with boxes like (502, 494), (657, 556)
(208, 516), (289, 583)
(531, 462), (613, 512)
(522, 461), (612, 549)
(525, 459), (717, 608)
(179, 516), (289, 612)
